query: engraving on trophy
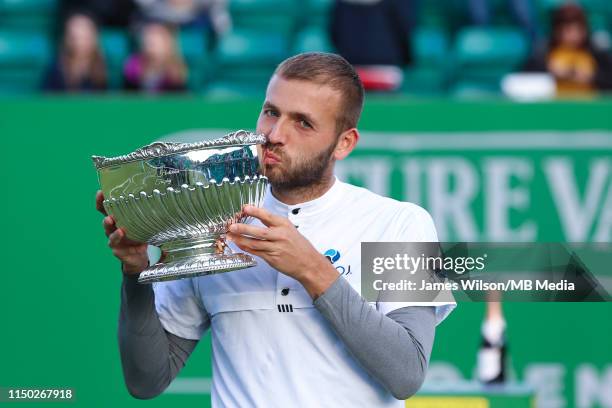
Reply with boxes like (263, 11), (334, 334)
(156, 168), (181, 176)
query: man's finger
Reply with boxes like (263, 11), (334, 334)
(108, 228), (125, 247)
(96, 190), (108, 216)
(228, 223), (275, 240)
(242, 205), (285, 227)
(227, 232), (273, 253)
(103, 216), (117, 237)
(110, 226), (147, 247)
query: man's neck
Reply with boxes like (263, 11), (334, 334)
(270, 174), (336, 206)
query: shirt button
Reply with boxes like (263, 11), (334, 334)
(281, 288), (290, 296)
(291, 208), (300, 215)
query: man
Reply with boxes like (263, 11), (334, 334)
(96, 52), (455, 407)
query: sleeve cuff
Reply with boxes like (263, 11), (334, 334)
(313, 274), (347, 308)
(122, 273), (153, 303)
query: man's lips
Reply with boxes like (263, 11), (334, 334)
(263, 151), (281, 164)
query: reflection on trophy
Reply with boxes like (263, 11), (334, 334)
(92, 130), (268, 283)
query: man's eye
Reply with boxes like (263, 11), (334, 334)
(299, 120), (312, 129)
(264, 109), (278, 117)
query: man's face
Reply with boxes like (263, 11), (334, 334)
(256, 75), (343, 191)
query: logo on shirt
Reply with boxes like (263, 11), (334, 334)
(323, 249), (351, 276)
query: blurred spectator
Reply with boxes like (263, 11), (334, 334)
(42, 13), (107, 92)
(523, 4), (612, 96)
(467, 0), (538, 41)
(330, 0), (416, 91)
(133, 0), (230, 35)
(123, 23), (188, 93)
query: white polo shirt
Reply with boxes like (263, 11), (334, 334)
(153, 177), (456, 407)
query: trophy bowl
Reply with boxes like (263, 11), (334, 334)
(92, 130), (268, 283)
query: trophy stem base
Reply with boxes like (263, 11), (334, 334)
(137, 236), (256, 284)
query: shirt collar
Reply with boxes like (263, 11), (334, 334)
(263, 176), (345, 218)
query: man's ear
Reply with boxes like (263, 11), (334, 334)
(334, 128), (359, 161)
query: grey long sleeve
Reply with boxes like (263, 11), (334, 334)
(118, 275), (206, 399)
(313, 276), (436, 400)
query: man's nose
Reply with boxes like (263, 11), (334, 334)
(266, 120), (287, 145)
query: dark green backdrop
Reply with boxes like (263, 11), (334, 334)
(0, 97), (610, 408)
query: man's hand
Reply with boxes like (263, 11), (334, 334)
(226, 205), (339, 299)
(96, 190), (149, 276)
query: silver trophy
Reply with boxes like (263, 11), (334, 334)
(93, 130), (268, 283)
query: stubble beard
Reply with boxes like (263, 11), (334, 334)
(263, 140), (337, 194)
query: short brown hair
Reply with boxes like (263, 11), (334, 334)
(274, 52), (365, 134)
